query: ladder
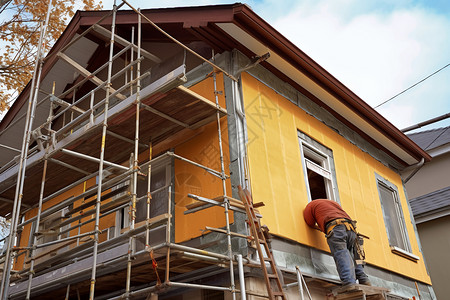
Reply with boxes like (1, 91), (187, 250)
(238, 186), (287, 300)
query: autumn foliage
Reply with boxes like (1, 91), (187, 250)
(0, 0), (102, 113)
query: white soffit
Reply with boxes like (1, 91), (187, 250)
(0, 35), (99, 167)
(217, 22), (418, 165)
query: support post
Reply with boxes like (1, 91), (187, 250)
(146, 142), (152, 247)
(125, 9), (142, 298)
(0, 1), (53, 298)
(237, 254), (247, 300)
(25, 81), (56, 299)
(89, 1), (118, 299)
(212, 57), (236, 300)
(296, 266), (312, 300)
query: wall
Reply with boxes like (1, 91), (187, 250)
(13, 75), (232, 271)
(14, 177), (117, 270)
(403, 151), (450, 300)
(173, 74), (233, 243)
(416, 216), (450, 300)
(404, 152), (450, 199)
(241, 72), (431, 284)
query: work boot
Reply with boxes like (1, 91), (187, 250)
(359, 279), (372, 286)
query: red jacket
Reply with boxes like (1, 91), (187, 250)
(303, 199), (352, 232)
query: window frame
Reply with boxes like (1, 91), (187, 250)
(375, 174), (417, 260)
(298, 131), (340, 203)
(114, 155), (173, 236)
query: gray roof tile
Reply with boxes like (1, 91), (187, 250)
(407, 126), (450, 151)
(409, 186), (450, 216)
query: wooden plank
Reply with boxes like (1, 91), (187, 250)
(185, 194), (262, 215)
(120, 213), (169, 233)
(176, 85), (227, 115)
(50, 95), (86, 114)
(204, 226), (252, 240)
(99, 193), (130, 214)
(333, 284), (389, 300)
(66, 184), (129, 216)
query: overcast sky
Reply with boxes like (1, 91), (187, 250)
(94, 0), (450, 133)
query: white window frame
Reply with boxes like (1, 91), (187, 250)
(298, 132), (339, 203)
(376, 174), (414, 257)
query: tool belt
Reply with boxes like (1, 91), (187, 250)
(325, 218), (366, 264)
(325, 218), (355, 235)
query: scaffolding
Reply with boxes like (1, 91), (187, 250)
(0, 1), (398, 299)
(0, 1), (272, 299)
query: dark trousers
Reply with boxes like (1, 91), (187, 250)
(326, 224), (369, 284)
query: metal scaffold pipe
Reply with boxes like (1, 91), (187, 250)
(0, 1), (53, 298)
(212, 53), (237, 300)
(89, 1), (118, 299)
(25, 81), (56, 300)
(237, 254), (247, 300)
(125, 8), (143, 296)
(0, 1), (260, 298)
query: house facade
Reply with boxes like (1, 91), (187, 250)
(0, 3), (434, 299)
(403, 126), (450, 300)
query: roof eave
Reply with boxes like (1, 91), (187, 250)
(230, 4), (431, 166)
(0, 4), (431, 166)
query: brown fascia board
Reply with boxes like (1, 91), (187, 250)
(229, 4), (431, 164)
(78, 5), (237, 27)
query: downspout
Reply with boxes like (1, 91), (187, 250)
(233, 51), (270, 189)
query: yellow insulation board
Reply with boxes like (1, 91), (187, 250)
(241, 73), (431, 284)
(174, 74), (233, 243)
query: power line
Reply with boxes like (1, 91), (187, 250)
(374, 63), (450, 109)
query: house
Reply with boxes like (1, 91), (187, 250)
(0, 3), (435, 299)
(402, 126), (450, 300)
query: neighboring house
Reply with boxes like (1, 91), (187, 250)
(403, 126), (450, 300)
(0, 3), (435, 300)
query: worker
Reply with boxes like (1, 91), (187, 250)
(303, 199), (371, 286)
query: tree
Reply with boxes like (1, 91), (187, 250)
(0, 0), (102, 113)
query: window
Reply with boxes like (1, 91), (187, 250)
(376, 175), (413, 255)
(33, 207), (71, 258)
(115, 155), (172, 235)
(298, 132), (339, 202)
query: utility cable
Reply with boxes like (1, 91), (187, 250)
(374, 63), (450, 109)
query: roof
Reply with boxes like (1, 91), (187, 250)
(409, 186), (450, 222)
(407, 126), (450, 151)
(0, 3), (430, 166)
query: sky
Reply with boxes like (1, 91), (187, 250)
(95, 0), (450, 133)
(2, 0), (449, 133)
